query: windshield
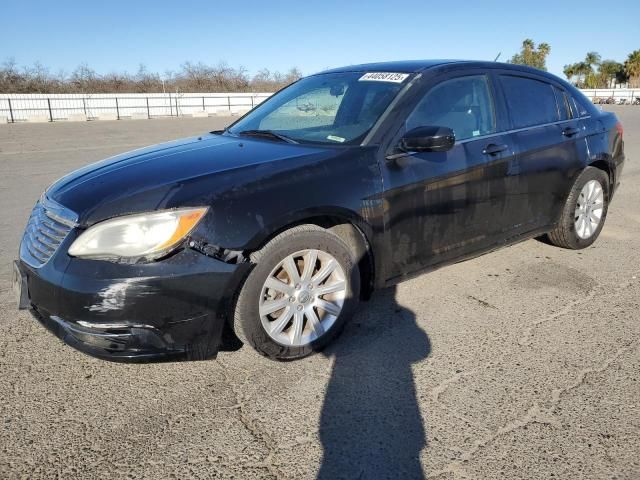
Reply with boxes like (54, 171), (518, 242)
(227, 72), (409, 145)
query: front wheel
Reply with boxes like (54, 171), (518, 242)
(232, 225), (360, 360)
(547, 167), (609, 249)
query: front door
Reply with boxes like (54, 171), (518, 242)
(379, 72), (516, 282)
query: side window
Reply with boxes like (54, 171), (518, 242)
(569, 96), (581, 117)
(572, 95), (590, 117)
(500, 75), (559, 128)
(406, 75), (496, 141)
(553, 86), (572, 121)
(563, 93), (576, 119)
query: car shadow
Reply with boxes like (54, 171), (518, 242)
(317, 285), (431, 479)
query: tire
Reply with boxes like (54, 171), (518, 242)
(233, 224), (360, 360)
(547, 167), (609, 249)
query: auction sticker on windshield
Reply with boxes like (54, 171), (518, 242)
(359, 72), (409, 83)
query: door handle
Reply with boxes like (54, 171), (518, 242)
(562, 127), (579, 137)
(482, 143), (508, 155)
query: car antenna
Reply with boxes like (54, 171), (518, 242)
(493, 52), (501, 62)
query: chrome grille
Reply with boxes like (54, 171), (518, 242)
(20, 197), (78, 268)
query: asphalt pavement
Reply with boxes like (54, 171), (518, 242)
(0, 108), (638, 479)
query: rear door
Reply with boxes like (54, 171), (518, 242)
(496, 73), (585, 231)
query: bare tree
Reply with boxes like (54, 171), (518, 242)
(0, 59), (303, 93)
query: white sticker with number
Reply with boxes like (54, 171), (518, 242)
(359, 72), (409, 83)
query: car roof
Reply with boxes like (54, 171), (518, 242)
(315, 60), (559, 80)
(310, 60), (587, 107)
(318, 60), (467, 74)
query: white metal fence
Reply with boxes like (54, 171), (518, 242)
(578, 88), (639, 103)
(2, 88), (639, 123)
(0, 92), (273, 123)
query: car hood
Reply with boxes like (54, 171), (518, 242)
(46, 133), (329, 225)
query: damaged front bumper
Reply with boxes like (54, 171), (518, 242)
(15, 241), (250, 363)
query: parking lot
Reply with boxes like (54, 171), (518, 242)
(0, 108), (638, 479)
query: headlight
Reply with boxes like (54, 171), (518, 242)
(68, 207), (208, 260)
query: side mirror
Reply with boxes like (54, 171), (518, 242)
(399, 126), (455, 153)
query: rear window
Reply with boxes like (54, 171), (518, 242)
(500, 75), (560, 128)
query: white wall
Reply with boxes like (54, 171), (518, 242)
(0, 92), (273, 122)
(579, 88), (640, 102)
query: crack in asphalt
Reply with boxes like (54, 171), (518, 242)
(428, 273), (639, 410)
(518, 274), (638, 347)
(425, 272), (639, 477)
(549, 344), (634, 405)
(429, 341), (636, 478)
(431, 369), (482, 403)
(215, 359), (281, 479)
(466, 295), (498, 310)
(517, 290), (598, 347)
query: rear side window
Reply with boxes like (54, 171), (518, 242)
(572, 95), (590, 117)
(406, 75), (496, 141)
(553, 87), (573, 121)
(500, 75), (560, 128)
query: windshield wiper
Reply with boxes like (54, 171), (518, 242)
(236, 129), (299, 144)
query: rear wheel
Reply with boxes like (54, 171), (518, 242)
(547, 167), (609, 249)
(233, 225), (360, 360)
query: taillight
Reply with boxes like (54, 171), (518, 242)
(615, 121), (624, 138)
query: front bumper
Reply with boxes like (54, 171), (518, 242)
(16, 236), (249, 362)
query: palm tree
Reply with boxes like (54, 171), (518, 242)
(598, 60), (625, 88)
(538, 43), (551, 58)
(624, 50), (640, 87)
(509, 39), (551, 70)
(584, 52), (602, 69)
(566, 61), (589, 88)
(563, 64), (577, 83)
(582, 52), (601, 88)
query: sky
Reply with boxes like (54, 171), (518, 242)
(3, 0), (639, 79)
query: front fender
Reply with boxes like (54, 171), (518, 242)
(192, 147), (384, 253)
(242, 205), (375, 253)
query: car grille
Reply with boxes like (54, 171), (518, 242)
(20, 197), (78, 268)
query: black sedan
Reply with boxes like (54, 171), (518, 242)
(14, 60), (625, 361)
